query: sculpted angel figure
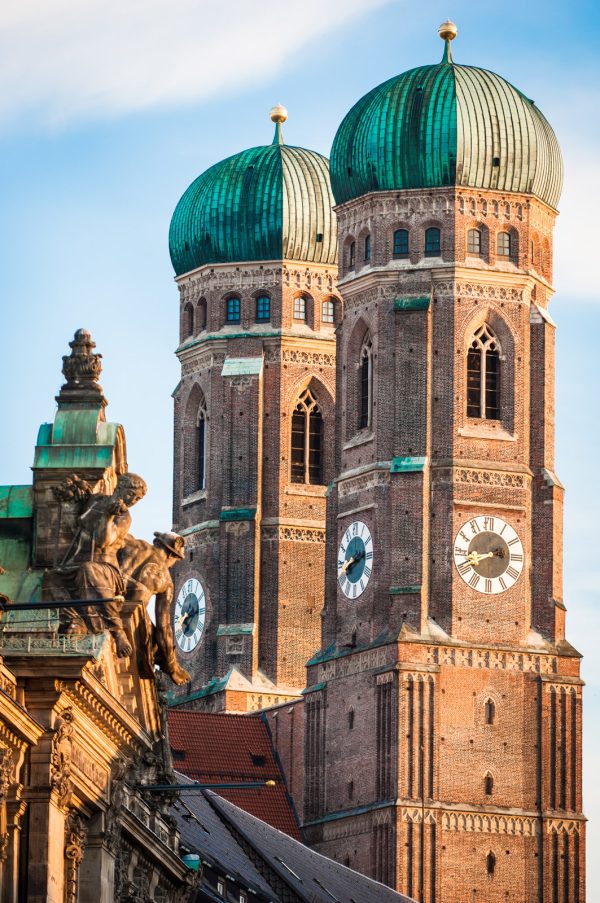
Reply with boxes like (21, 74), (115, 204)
(118, 532), (191, 686)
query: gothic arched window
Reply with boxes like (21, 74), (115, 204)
(291, 389), (323, 485)
(497, 231), (511, 257)
(467, 228), (482, 255)
(197, 401), (207, 491)
(183, 303), (194, 338)
(364, 234), (371, 262)
(484, 698), (496, 725)
(197, 298), (207, 332)
(484, 773), (494, 795)
(322, 299), (335, 324)
(467, 325), (500, 420)
(226, 297), (241, 323)
(425, 227), (441, 257)
(486, 851), (496, 877)
(393, 228), (409, 258)
(359, 333), (373, 430)
(256, 295), (270, 322)
(349, 241), (356, 270)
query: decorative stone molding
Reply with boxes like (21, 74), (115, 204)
(262, 526), (326, 543)
(546, 819), (582, 836)
(338, 469), (390, 498)
(65, 811), (88, 903)
(434, 281), (525, 303)
(177, 263), (336, 301)
(454, 468), (526, 488)
(442, 811), (538, 836)
(318, 646), (393, 682)
(264, 348), (336, 367)
(402, 807), (437, 825)
(50, 708), (75, 811)
(0, 746), (14, 802)
(425, 645), (557, 675)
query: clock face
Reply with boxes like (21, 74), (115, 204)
(174, 578), (206, 653)
(337, 521), (374, 599)
(454, 516), (524, 595)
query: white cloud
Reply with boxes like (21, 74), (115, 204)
(0, 0), (391, 126)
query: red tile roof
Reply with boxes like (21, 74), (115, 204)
(168, 710), (301, 840)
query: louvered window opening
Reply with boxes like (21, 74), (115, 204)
(291, 389), (323, 485)
(393, 228), (409, 258)
(197, 407), (207, 491)
(256, 295), (270, 321)
(359, 335), (373, 430)
(467, 325), (500, 420)
(425, 227), (441, 256)
(226, 297), (241, 323)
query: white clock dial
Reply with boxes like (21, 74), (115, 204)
(454, 515), (524, 595)
(337, 521), (374, 599)
(174, 577), (206, 653)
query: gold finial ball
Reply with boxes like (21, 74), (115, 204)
(438, 19), (458, 41)
(269, 103), (288, 124)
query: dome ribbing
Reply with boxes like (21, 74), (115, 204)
(330, 37), (562, 209)
(169, 121), (337, 276)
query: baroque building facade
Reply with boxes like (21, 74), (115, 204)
(168, 23), (584, 903)
(169, 107), (341, 709)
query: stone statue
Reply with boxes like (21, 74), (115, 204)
(49, 473), (147, 657)
(119, 532), (191, 685)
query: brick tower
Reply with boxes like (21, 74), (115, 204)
(303, 24), (584, 902)
(169, 108), (340, 711)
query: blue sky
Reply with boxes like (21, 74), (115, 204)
(0, 0), (598, 889)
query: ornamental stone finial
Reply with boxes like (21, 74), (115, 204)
(57, 329), (106, 407)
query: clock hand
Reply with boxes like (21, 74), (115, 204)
(468, 550), (495, 567)
(341, 555), (357, 574)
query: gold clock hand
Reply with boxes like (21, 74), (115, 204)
(468, 550), (495, 567)
(341, 555), (356, 574)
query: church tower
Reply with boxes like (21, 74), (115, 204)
(169, 108), (340, 710)
(304, 24), (584, 902)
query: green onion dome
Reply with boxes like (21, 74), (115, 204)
(169, 106), (337, 276)
(330, 22), (562, 209)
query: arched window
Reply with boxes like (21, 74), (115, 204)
(348, 709), (355, 730)
(484, 698), (496, 725)
(197, 402), (207, 491)
(466, 325), (500, 420)
(349, 241), (356, 270)
(183, 303), (194, 338)
(293, 296), (306, 321)
(486, 852), (496, 877)
(359, 333), (373, 430)
(393, 228), (409, 258)
(467, 229), (482, 255)
(347, 780), (354, 800)
(256, 295), (270, 322)
(425, 227), (441, 257)
(322, 299), (335, 324)
(497, 232), (511, 257)
(364, 234), (371, 262)
(226, 297), (241, 323)
(291, 389), (323, 485)
(197, 298), (207, 332)
(484, 773), (494, 796)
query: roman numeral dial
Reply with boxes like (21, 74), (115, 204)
(453, 516), (524, 595)
(337, 521), (374, 600)
(174, 577), (206, 652)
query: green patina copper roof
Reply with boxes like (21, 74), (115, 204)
(169, 119), (337, 275)
(331, 36), (562, 209)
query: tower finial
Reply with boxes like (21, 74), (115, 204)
(438, 19), (457, 63)
(269, 104), (288, 145)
